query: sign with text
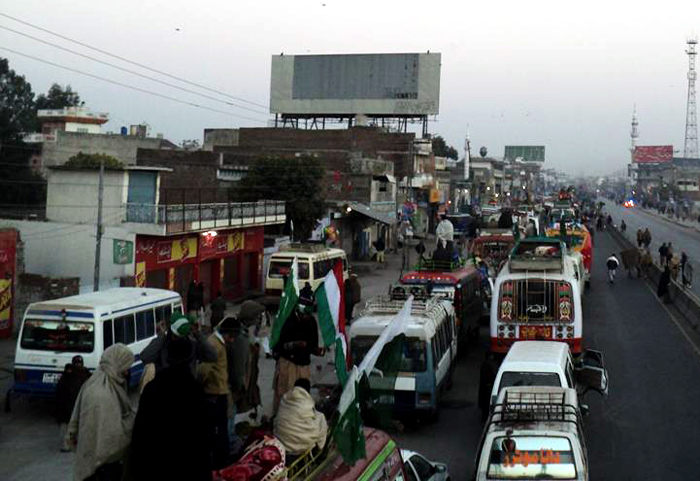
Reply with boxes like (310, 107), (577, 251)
(504, 146), (545, 163)
(633, 145), (673, 163)
(113, 240), (134, 265)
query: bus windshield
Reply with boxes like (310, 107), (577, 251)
(20, 319), (95, 353)
(351, 335), (427, 372)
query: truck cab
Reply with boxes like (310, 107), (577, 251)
(486, 341), (609, 413)
(473, 386), (591, 481)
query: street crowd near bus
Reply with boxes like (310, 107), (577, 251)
(11, 186), (682, 481)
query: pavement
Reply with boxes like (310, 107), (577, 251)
(0, 252), (404, 481)
(4, 235), (700, 479)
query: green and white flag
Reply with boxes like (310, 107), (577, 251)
(269, 258), (299, 349)
(358, 296), (413, 377)
(316, 268), (348, 386)
(333, 366), (366, 465)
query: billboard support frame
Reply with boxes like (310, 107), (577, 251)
(274, 113), (428, 136)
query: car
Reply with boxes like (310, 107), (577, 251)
(401, 449), (450, 481)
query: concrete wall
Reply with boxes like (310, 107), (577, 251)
(14, 274), (80, 334)
(203, 129), (239, 151)
(64, 122), (102, 134)
(41, 131), (168, 172)
(0, 220), (136, 294)
(46, 169), (128, 225)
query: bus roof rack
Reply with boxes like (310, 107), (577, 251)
(279, 243), (328, 253)
(508, 238), (566, 272)
(490, 389), (581, 427)
(416, 258), (465, 272)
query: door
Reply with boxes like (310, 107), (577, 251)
(126, 171), (157, 223)
(146, 268), (167, 289)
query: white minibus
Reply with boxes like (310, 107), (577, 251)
(11, 287), (182, 401)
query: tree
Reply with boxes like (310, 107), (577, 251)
(35, 83), (83, 110)
(236, 156), (326, 240)
(0, 57), (36, 141)
(0, 57), (45, 212)
(64, 152), (124, 169)
(431, 135), (458, 160)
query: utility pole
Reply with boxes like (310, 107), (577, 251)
(93, 158), (104, 291)
(684, 38), (699, 158)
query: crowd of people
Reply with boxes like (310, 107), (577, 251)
(57, 287), (340, 481)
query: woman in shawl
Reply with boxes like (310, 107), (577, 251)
(66, 344), (135, 481)
(56, 355), (91, 452)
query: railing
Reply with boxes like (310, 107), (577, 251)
(125, 200), (286, 234)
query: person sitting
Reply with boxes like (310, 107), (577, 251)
(273, 378), (328, 458)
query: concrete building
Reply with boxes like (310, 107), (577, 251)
(36, 107), (109, 136)
(0, 167), (285, 300)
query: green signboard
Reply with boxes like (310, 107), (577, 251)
(504, 145), (545, 162)
(113, 239), (134, 265)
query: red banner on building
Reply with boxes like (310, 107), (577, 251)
(633, 145), (673, 163)
(0, 229), (19, 338)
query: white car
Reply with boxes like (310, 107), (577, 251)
(401, 449), (450, 481)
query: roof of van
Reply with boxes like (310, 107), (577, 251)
(490, 386), (581, 434)
(349, 298), (454, 340)
(27, 288), (180, 315)
(502, 341), (569, 369)
(270, 247), (345, 257)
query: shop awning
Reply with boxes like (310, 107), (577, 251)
(346, 202), (397, 225)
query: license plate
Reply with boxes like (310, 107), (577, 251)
(378, 394), (394, 404)
(42, 372), (62, 384)
(521, 326), (552, 340)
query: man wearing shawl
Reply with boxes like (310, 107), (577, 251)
(65, 344), (135, 481)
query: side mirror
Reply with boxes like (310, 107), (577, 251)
(575, 364), (609, 396)
(435, 464), (447, 473)
(580, 403), (590, 417)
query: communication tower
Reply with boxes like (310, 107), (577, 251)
(630, 105), (639, 161)
(684, 38), (699, 158)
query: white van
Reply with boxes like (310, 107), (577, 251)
(12, 288), (182, 400)
(488, 341), (609, 412)
(265, 243), (348, 302)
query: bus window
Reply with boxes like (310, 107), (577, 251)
(268, 260), (310, 280)
(136, 309), (155, 341)
(313, 259), (332, 279)
(20, 319), (94, 353)
(352, 336), (427, 372)
(156, 304), (173, 324)
(104, 320), (113, 348)
(114, 314), (136, 344)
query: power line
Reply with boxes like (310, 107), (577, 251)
(0, 24), (269, 116)
(0, 47), (268, 124)
(0, 12), (268, 109)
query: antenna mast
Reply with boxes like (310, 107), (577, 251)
(684, 38), (699, 158)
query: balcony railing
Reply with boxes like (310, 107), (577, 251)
(125, 200), (286, 234)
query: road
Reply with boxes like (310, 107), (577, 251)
(393, 229), (700, 479)
(3, 236), (700, 480)
(604, 200), (700, 299)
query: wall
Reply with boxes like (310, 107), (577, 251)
(14, 274), (80, 334)
(64, 122), (102, 134)
(46, 169), (128, 225)
(0, 220), (135, 293)
(137, 148), (223, 204)
(203, 129), (239, 151)
(40, 131), (168, 172)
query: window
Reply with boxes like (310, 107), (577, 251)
(103, 320), (113, 348)
(156, 304), (172, 324)
(498, 372), (562, 392)
(351, 336), (427, 372)
(136, 309), (155, 341)
(114, 314), (136, 344)
(20, 319), (95, 353)
(565, 360), (575, 388)
(409, 455), (435, 480)
(268, 260), (310, 280)
(403, 462), (418, 481)
(313, 259), (332, 279)
(487, 436), (577, 479)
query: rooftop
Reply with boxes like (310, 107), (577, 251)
(37, 107), (109, 124)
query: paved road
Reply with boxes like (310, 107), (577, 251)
(394, 229), (700, 479)
(604, 200), (700, 299)
(3, 240), (700, 480)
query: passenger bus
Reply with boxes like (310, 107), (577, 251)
(349, 285), (457, 419)
(401, 258), (483, 345)
(490, 238), (583, 356)
(265, 243), (348, 305)
(11, 288), (182, 402)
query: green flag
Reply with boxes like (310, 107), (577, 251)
(269, 258), (299, 349)
(334, 336), (349, 387)
(333, 367), (366, 465)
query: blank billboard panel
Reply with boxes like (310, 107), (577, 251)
(504, 146), (546, 163)
(270, 53), (440, 115)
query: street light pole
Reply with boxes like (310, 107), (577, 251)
(93, 158), (104, 291)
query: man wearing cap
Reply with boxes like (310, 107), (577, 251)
(272, 289), (324, 413)
(140, 312), (217, 376)
(199, 316), (237, 469)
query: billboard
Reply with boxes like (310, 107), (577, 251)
(270, 53), (441, 115)
(504, 146), (545, 163)
(633, 145), (673, 163)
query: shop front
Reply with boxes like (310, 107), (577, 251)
(134, 226), (264, 306)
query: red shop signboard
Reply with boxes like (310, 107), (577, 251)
(0, 229), (19, 339)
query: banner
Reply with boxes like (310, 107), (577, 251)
(158, 237), (197, 263)
(135, 262), (146, 287)
(0, 278), (11, 334)
(633, 145), (673, 163)
(0, 229), (18, 338)
(113, 239), (134, 265)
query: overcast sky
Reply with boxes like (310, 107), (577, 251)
(2, 0), (700, 175)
